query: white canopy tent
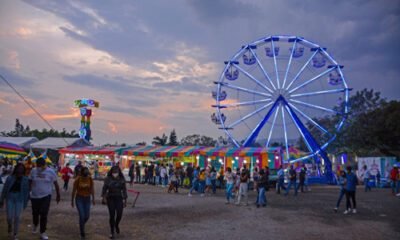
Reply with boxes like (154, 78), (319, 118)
(30, 137), (90, 150)
(0, 137), (38, 149)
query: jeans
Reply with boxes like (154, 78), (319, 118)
(225, 183), (234, 202)
(31, 195), (51, 234)
(189, 180), (198, 194)
(107, 196), (123, 234)
(198, 181), (206, 194)
(257, 187), (266, 206)
(6, 192), (24, 235)
(345, 191), (356, 210)
(297, 180), (305, 192)
(277, 178), (286, 194)
(76, 196), (91, 236)
(135, 174), (141, 183)
(364, 178), (371, 192)
(285, 181), (298, 196)
(336, 189), (345, 208)
(237, 183), (248, 204)
(155, 176), (160, 186)
(211, 180), (216, 194)
(391, 181), (397, 194)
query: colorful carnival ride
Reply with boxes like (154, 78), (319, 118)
(74, 98), (99, 142)
(212, 35), (351, 182)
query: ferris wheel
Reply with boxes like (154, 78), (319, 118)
(211, 35), (351, 167)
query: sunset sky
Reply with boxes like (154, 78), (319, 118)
(0, 0), (399, 145)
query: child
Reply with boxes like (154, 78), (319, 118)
(168, 170), (179, 193)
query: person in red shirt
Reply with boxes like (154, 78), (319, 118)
(61, 163), (74, 191)
(390, 166), (399, 195)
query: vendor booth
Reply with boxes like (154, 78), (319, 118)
(58, 145), (131, 177)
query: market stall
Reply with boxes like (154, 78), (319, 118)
(59, 145), (131, 176)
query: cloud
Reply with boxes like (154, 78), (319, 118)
(152, 77), (211, 93)
(102, 105), (153, 118)
(108, 121), (118, 134)
(0, 66), (34, 86)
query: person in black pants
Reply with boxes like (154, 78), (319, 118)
(102, 166), (127, 239)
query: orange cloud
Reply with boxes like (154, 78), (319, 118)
(108, 121), (118, 134)
(15, 27), (34, 38)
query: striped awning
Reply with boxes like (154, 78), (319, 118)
(120, 145), (278, 158)
(0, 141), (27, 156)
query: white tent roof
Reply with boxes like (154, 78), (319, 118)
(30, 137), (90, 149)
(0, 137), (39, 148)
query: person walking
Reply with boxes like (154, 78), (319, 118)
(160, 164), (167, 188)
(297, 167), (306, 193)
(362, 165), (371, 192)
(198, 169), (206, 197)
(93, 160), (99, 180)
(344, 166), (358, 214)
(210, 167), (217, 194)
(276, 165), (286, 194)
(167, 169), (179, 193)
(0, 163), (30, 240)
(204, 168), (212, 195)
(256, 169), (268, 208)
(376, 170), (381, 188)
(74, 161), (83, 178)
(71, 167), (95, 239)
(102, 166), (127, 239)
(390, 166), (398, 195)
(135, 164), (141, 183)
(236, 166), (250, 206)
(285, 165), (298, 196)
(188, 167), (200, 197)
(334, 170), (346, 213)
(29, 158), (61, 240)
(60, 163), (73, 191)
(186, 164), (194, 188)
(224, 167), (234, 204)
(253, 167), (259, 192)
(128, 163), (135, 187)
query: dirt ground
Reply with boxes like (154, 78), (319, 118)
(1, 180), (399, 240)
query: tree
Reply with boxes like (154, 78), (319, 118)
(1, 119), (79, 139)
(296, 89), (400, 157)
(168, 129), (179, 146)
(135, 141), (146, 146)
(152, 133), (168, 146)
(180, 134), (216, 146)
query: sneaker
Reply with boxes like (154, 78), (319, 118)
(200, 194), (204, 197)
(343, 209), (350, 215)
(40, 232), (49, 240)
(352, 209), (357, 214)
(188, 193), (192, 197)
(225, 200), (230, 204)
(257, 204), (260, 208)
(109, 233), (115, 239)
(32, 225), (38, 234)
(13, 234), (18, 240)
(334, 207), (338, 213)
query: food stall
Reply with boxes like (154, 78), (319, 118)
(58, 146), (131, 177)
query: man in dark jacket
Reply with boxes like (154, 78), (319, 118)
(284, 165), (298, 196)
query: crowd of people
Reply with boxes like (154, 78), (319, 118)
(1, 156), (400, 239)
(0, 158), (128, 240)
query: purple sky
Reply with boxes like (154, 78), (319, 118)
(0, 0), (399, 145)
